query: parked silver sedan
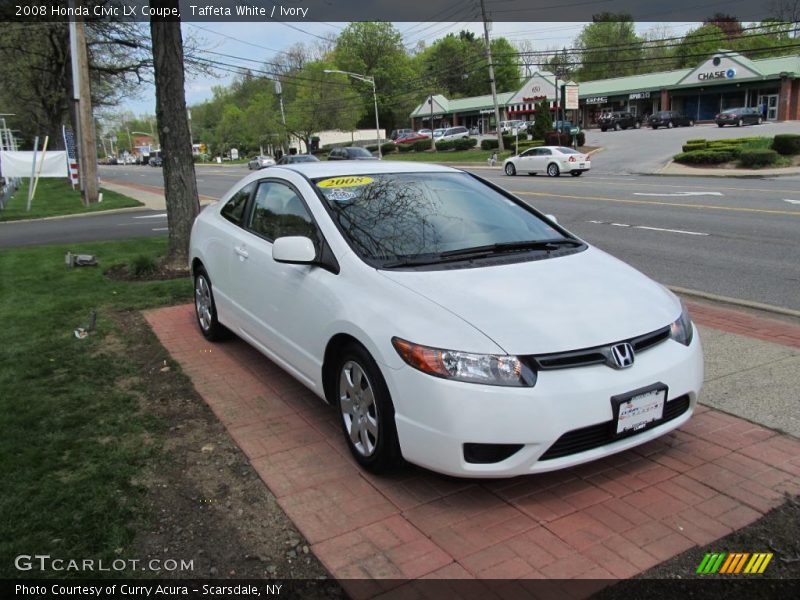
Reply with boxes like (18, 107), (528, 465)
(503, 146), (591, 177)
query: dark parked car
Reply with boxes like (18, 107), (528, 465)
(327, 147), (378, 160)
(276, 154), (320, 165)
(598, 112), (642, 132)
(715, 107), (763, 127)
(390, 128), (413, 141)
(552, 120), (575, 134)
(148, 156), (162, 167)
(649, 111), (695, 129)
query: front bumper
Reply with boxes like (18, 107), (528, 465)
(385, 331), (703, 477)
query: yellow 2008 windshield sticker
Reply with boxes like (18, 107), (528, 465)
(317, 176), (374, 188)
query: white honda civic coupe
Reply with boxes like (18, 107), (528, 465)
(189, 162), (703, 478)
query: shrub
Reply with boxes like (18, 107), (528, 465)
(682, 143), (707, 152)
(365, 145), (378, 152)
(673, 150), (735, 165)
(129, 254), (158, 277)
(685, 138), (706, 144)
(435, 139), (454, 151)
(412, 139), (433, 152)
(452, 137), (477, 150)
(739, 149), (780, 168)
(771, 134), (800, 156)
(397, 143), (414, 153)
(380, 142), (396, 154)
(481, 138), (499, 150)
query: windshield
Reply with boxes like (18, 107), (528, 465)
(313, 172), (575, 267)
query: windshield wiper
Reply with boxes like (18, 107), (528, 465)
(380, 239), (582, 269)
(438, 238), (582, 258)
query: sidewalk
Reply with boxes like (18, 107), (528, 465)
(144, 297), (800, 594)
(657, 161), (800, 177)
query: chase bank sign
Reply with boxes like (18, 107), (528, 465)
(697, 68), (736, 81)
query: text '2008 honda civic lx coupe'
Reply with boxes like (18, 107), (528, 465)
(189, 162), (703, 478)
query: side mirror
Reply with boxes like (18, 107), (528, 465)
(272, 236), (316, 264)
(546, 214), (558, 224)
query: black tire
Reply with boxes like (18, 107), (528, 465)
(504, 162), (516, 176)
(667, 121), (674, 129)
(651, 125), (658, 130)
(334, 343), (401, 473)
(737, 119), (743, 127)
(718, 123), (724, 128)
(600, 127), (607, 132)
(194, 267), (229, 341)
(547, 163), (560, 177)
(571, 171), (582, 177)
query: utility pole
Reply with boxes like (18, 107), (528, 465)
(69, 0), (99, 204)
(429, 94), (435, 150)
(480, 0), (504, 151)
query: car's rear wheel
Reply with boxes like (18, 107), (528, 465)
(336, 344), (401, 473)
(505, 162), (516, 176)
(194, 268), (228, 341)
(547, 163), (560, 177)
(667, 121), (674, 129)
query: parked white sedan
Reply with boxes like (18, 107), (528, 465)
(504, 145), (591, 177)
(190, 162), (702, 477)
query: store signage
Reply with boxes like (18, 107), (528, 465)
(629, 91), (651, 100)
(522, 95), (547, 102)
(479, 109), (494, 114)
(697, 68), (736, 81)
(585, 96), (607, 104)
(565, 85), (579, 110)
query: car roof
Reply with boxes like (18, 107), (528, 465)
(260, 161), (460, 180)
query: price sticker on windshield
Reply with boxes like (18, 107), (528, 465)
(317, 176), (374, 188)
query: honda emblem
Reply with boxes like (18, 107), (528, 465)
(610, 343), (635, 369)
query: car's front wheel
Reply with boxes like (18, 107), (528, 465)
(336, 344), (401, 473)
(194, 268), (228, 341)
(547, 163), (560, 177)
(667, 121), (674, 129)
(505, 162), (516, 176)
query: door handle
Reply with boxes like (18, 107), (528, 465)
(234, 246), (249, 259)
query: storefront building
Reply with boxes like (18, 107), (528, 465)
(410, 50), (800, 130)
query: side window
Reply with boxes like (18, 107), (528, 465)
(221, 182), (255, 225)
(248, 181), (317, 242)
(539, 148), (552, 156)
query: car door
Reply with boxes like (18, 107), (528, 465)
(516, 148), (537, 172)
(227, 178), (336, 387)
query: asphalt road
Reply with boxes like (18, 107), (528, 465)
(2, 162), (799, 312)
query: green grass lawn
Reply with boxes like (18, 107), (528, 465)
(0, 178), (142, 222)
(0, 238), (190, 577)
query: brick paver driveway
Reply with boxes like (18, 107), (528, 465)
(145, 303), (800, 595)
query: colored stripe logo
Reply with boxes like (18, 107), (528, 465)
(696, 552), (773, 574)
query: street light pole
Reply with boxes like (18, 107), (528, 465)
(324, 69), (382, 159)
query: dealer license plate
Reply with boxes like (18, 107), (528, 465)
(615, 388), (666, 434)
(579, 163), (585, 168)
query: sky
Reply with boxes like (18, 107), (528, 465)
(120, 21), (702, 117)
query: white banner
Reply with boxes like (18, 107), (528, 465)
(0, 151), (69, 178)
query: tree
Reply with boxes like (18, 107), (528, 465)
(674, 24), (727, 67)
(531, 99), (552, 141)
(704, 14), (744, 39)
(575, 15), (643, 81)
(150, 2), (199, 269)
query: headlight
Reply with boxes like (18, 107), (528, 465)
(669, 305), (694, 346)
(391, 338), (536, 387)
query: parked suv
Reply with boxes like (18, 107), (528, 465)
(598, 112), (642, 132)
(715, 107), (763, 127)
(649, 111), (694, 129)
(439, 126), (469, 141)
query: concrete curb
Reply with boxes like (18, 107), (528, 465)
(0, 205), (151, 225)
(669, 285), (800, 319)
(647, 162), (800, 178)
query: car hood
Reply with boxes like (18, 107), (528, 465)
(378, 246), (680, 355)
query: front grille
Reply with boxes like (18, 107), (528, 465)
(538, 394), (691, 461)
(531, 326), (671, 371)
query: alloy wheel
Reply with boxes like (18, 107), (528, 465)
(195, 275), (213, 332)
(339, 361), (379, 457)
(505, 163), (516, 176)
(547, 163), (560, 177)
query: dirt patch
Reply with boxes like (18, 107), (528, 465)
(115, 310), (344, 596)
(105, 264), (190, 282)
